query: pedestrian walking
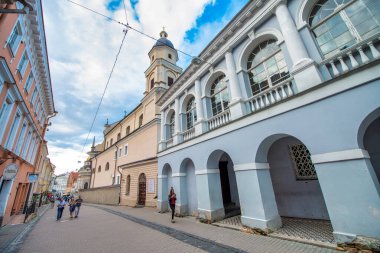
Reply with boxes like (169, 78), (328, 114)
(74, 195), (83, 218)
(68, 197), (76, 218)
(168, 187), (176, 223)
(56, 197), (66, 221)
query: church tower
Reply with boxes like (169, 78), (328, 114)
(144, 30), (182, 95)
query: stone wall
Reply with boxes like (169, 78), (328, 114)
(79, 185), (120, 205)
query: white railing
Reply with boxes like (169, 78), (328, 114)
(164, 138), (173, 148)
(321, 35), (380, 78)
(247, 79), (294, 113)
(207, 109), (231, 131)
(182, 127), (195, 141)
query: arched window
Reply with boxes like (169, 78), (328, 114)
(117, 133), (121, 141)
(210, 75), (229, 116)
(139, 114), (143, 127)
(98, 166), (101, 172)
(105, 162), (110, 171)
(126, 175), (131, 195)
(169, 113), (175, 138)
(84, 182), (89, 189)
(309, 0), (380, 58)
(186, 97), (197, 129)
(126, 126), (130, 135)
(110, 138), (113, 146)
(247, 40), (289, 96)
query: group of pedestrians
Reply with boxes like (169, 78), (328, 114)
(56, 195), (83, 221)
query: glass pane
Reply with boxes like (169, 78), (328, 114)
(329, 21), (349, 38)
(334, 31), (355, 48)
(267, 64), (279, 76)
(320, 40), (338, 54)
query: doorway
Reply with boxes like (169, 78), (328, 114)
(138, 173), (146, 206)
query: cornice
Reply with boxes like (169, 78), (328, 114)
(156, 0), (279, 107)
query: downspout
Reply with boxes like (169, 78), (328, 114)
(113, 144), (119, 185)
(91, 157), (97, 188)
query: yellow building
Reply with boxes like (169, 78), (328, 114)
(90, 31), (181, 207)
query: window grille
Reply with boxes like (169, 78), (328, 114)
(289, 144), (317, 180)
(210, 75), (229, 116)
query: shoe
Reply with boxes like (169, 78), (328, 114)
(75, 216), (78, 218)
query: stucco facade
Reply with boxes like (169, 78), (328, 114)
(157, 0), (380, 244)
(90, 31), (181, 207)
(0, 1), (55, 226)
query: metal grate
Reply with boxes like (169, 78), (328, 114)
(289, 144), (317, 180)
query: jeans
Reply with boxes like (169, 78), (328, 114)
(169, 204), (175, 219)
(57, 207), (64, 220)
(75, 206), (80, 217)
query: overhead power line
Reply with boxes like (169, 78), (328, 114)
(80, 30), (128, 155)
(66, 0), (209, 64)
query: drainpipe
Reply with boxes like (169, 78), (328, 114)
(91, 157), (98, 188)
(117, 164), (123, 205)
(113, 145), (119, 185)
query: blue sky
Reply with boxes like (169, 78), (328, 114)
(42, 0), (248, 174)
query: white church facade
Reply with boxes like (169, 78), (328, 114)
(156, 0), (380, 243)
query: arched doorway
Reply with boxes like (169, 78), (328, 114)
(84, 182), (88, 189)
(363, 116), (380, 184)
(138, 173), (146, 206)
(180, 159), (198, 216)
(207, 150), (240, 218)
(268, 136), (329, 219)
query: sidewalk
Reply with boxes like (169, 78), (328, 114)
(89, 204), (341, 253)
(0, 204), (50, 253)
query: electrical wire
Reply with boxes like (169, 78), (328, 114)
(66, 0), (211, 65)
(80, 31), (128, 155)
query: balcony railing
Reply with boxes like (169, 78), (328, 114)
(247, 79), (294, 113)
(321, 34), (380, 78)
(182, 127), (195, 141)
(207, 109), (231, 131)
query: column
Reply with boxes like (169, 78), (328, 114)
(158, 111), (166, 151)
(234, 163), (282, 230)
(225, 51), (245, 119)
(157, 175), (168, 212)
(173, 97), (181, 144)
(172, 173), (187, 216)
(312, 149), (380, 242)
(195, 169), (224, 221)
(194, 79), (206, 135)
(275, 3), (322, 92)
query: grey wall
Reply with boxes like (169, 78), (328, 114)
(268, 136), (329, 219)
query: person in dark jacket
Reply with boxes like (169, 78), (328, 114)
(74, 195), (83, 218)
(168, 187), (176, 223)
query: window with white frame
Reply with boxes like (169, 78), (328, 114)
(30, 88), (37, 107)
(17, 51), (28, 77)
(0, 96), (14, 141)
(309, 0), (380, 58)
(26, 134), (36, 162)
(124, 144), (128, 155)
(247, 40), (289, 96)
(169, 113), (175, 138)
(7, 21), (22, 57)
(31, 140), (40, 164)
(15, 120), (27, 155)
(24, 71), (34, 94)
(210, 75), (229, 116)
(22, 129), (32, 159)
(186, 97), (197, 129)
(5, 110), (21, 150)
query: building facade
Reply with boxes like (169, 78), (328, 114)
(157, 0), (380, 243)
(77, 158), (91, 190)
(52, 173), (68, 195)
(0, 0), (55, 226)
(90, 30), (181, 207)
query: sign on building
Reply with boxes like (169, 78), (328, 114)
(147, 179), (155, 193)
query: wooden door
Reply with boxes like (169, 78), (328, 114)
(138, 174), (146, 206)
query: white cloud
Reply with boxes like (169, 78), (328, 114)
(43, 0), (243, 174)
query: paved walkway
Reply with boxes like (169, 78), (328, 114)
(89, 204), (340, 253)
(5, 203), (343, 253)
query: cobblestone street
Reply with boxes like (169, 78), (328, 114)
(5, 204), (341, 253)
